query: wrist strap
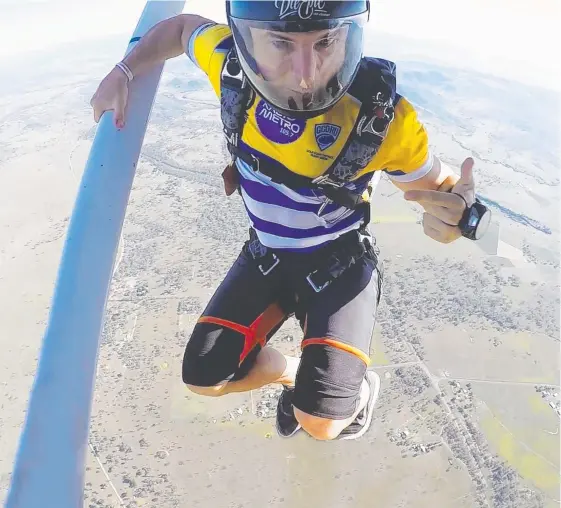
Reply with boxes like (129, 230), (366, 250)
(452, 192), (469, 210)
(115, 61), (133, 82)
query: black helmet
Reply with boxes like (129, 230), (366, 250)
(226, 1), (370, 117)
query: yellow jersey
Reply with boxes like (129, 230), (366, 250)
(188, 23), (432, 251)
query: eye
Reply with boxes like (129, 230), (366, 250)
(315, 37), (337, 50)
(271, 39), (291, 51)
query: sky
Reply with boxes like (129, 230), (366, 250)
(0, 0), (559, 90)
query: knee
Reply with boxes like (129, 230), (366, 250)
(184, 382), (227, 397)
(181, 322), (237, 389)
(294, 407), (342, 441)
(182, 338), (229, 397)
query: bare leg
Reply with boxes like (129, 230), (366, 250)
(187, 347), (299, 397)
(294, 377), (369, 440)
(223, 347), (299, 394)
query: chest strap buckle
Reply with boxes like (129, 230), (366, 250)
(258, 253), (279, 276)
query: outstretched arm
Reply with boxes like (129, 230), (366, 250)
(122, 13), (214, 77)
(91, 13), (214, 127)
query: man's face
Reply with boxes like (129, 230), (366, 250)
(249, 25), (348, 102)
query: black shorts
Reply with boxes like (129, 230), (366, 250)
(182, 230), (383, 420)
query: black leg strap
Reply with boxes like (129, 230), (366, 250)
(244, 228), (377, 296)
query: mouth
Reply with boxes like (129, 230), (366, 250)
(288, 88), (314, 97)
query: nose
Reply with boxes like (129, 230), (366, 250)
(292, 45), (316, 89)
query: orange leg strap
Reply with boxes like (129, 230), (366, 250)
(302, 338), (371, 366)
(197, 314), (267, 367)
(198, 304), (286, 366)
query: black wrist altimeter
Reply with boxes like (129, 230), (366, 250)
(456, 196), (492, 241)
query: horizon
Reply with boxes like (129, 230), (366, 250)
(0, 0), (559, 91)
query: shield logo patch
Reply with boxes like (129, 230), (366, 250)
(314, 123), (341, 151)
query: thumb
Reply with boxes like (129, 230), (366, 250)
(459, 157), (475, 185)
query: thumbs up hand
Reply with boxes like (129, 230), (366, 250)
(403, 158), (476, 244)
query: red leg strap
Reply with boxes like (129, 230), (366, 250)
(197, 314), (268, 366)
(198, 304), (286, 367)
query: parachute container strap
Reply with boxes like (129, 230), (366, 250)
(326, 57), (398, 184)
(221, 47), (253, 156)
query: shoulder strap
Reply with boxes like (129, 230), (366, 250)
(323, 57), (398, 184)
(220, 47), (254, 159)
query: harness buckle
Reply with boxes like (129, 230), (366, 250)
(312, 175), (344, 188)
(222, 51), (243, 83)
(305, 230), (373, 294)
(258, 253), (279, 276)
(249, 154), (260, 172)
(357, 229), (371, 248)
(306, 270), (332, 293)
(317, 198), (332, 217)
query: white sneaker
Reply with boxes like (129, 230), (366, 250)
(338, 370), (381, 440)
(275, 386), (302, 438)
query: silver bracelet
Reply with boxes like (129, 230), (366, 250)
(115, 61), (134, 82)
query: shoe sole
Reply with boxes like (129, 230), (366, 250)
(339, 370), (381, 441)
(276, 421), (302, 438)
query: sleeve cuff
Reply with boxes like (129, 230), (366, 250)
(186, 22), (216, 68)
(385, 152), (434, 183)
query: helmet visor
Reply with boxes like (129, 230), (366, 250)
(230, 13), (367, 113)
